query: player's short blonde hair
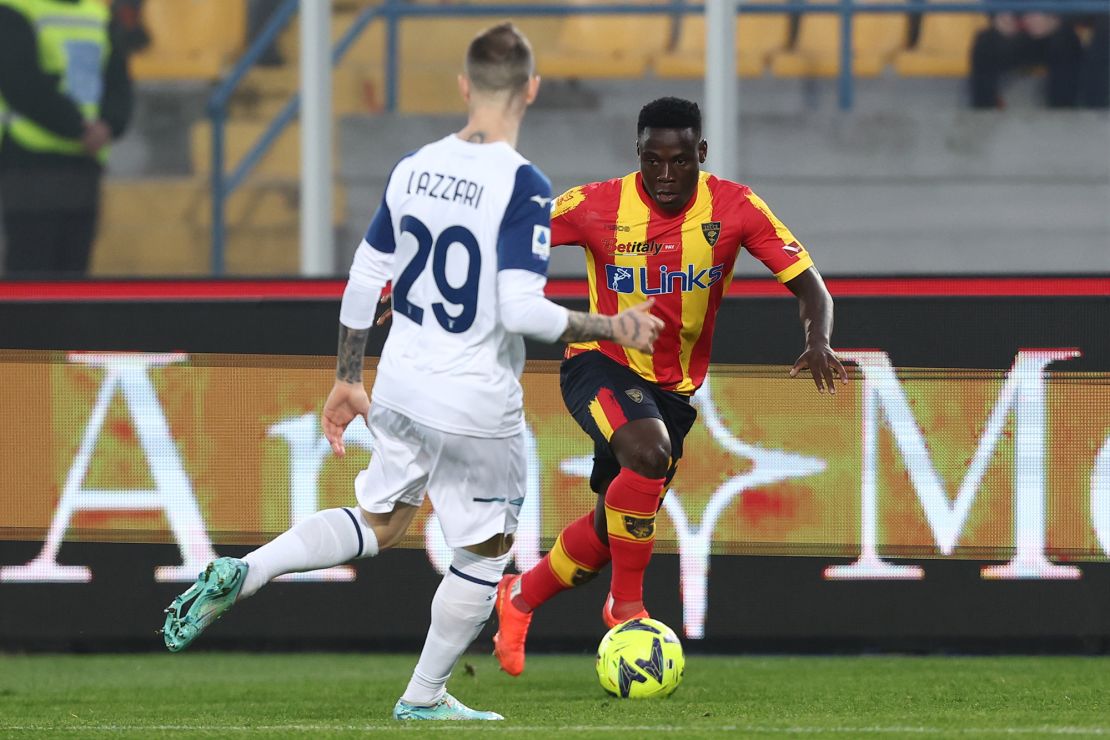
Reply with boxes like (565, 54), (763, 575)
(465, 22), (534, 95)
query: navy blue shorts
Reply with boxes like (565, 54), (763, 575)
(559, 350), (698, 495)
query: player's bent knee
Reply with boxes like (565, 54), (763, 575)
(611, 421), (672, 479)
(361, 505), (417, 551)
(621, 444), (671, 479)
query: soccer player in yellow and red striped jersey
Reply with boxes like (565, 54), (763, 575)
(492, 97), (847, 676)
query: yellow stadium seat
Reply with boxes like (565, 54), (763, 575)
(538, 1), (674, 79)
(93, 178), (345, 276)
(654, 2), (791, 78)
(91, 222), (302, 276)
(394, 12), (566, 113)
(894, 4), (987, 76)
(190, 121), (329, 180)
(770, 0), (908, 78)
(231, 65), (375, 119)
(276, 10), (384, 66)
(92, 223), (209, 275)
(396, 17), (497, 114)
(130, 0), (246, 81)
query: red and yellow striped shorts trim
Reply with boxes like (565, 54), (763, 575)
(587, 387), (628, 441)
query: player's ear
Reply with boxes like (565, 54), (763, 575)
(458, 74), (471, 104)
(698, 139), (708, 164)
(524, 75), (540, 105)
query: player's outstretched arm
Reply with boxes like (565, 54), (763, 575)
(560, 300), (663, 354)
(323, 324), (372, 457)
(785, 267), (848, 394)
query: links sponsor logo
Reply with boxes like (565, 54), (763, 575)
(602, 238), (677, 256)
(605, 263), (725, 295)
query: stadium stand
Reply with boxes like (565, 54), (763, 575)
(654, 1), (791, 78)
(895, 0), (987, 77)
(93, 178), (345, 275)
(189, 120), (311, 181)
(770, 0), (909, 77)
(84, 0), (1105, 277)
(130, 0), (247, 81)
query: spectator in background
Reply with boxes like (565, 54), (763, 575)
(1080, 15), (1109, 107)
(111, 0), (150, 57)
(972, 1), (1083, 107)
(0, 0), (133, 277)
(969, 4), (1084, 108)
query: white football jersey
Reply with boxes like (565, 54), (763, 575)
(363, 135), (553, 437)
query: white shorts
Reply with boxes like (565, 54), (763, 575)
(355, 404), (525, 548)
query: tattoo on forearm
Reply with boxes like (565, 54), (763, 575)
(619, 314), (640, 343)
(336, 324), (370, 383)
(559, 311), (614, 343)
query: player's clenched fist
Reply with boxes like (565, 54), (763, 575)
(612, 299), (664, 354)
(321, 380), (370, 457)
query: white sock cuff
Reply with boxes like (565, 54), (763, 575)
(448, 548), (510, 588)
(342, 507), (379, 559)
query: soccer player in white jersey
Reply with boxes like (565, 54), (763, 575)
(160, 23), (662, 721)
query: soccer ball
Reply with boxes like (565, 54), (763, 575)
(595, 617), (685, 699)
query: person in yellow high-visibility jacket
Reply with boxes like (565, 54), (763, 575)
(0, 0), (132, 276)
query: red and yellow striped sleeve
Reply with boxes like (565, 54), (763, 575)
(551, 185), (587, 247)
(558, 179), (623, 359)
(739, 189), (814, 283)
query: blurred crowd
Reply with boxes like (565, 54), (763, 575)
(0, 0), (1107, 278)
(970, 3), (1109, 108)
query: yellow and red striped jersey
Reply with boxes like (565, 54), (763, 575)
(551, 171), (813, 394)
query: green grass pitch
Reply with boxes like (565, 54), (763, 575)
(1, 653), (1108, 738)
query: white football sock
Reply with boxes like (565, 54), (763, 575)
(239, 507), (378, 599)
(401, 549), (510, 706)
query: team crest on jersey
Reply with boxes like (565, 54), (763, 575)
(625, 389), (644, 404)
(701, 221), (722, 247)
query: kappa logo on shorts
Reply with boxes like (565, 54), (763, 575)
(625, 388), (644, 404)
(623, 515), (656, 539)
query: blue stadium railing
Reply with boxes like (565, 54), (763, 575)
(206, 0), (1110, 275)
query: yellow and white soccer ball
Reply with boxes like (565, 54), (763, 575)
(595, 617), (685, 699)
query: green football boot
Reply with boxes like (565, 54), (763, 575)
(161, 557), (248, 652)
(392, 693), (504, 721)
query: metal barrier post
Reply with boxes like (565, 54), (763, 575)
(207, 0), (299, 275)
(210, 110), (227, 276)
(301, 0), (334, 276)
(706, 0), (739, 180)
(385, 0), (401, 112)
(838, 0), (854, 109)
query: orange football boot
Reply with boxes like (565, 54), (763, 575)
(602, 592), (650, 629)
(492, 574), (532, 677)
